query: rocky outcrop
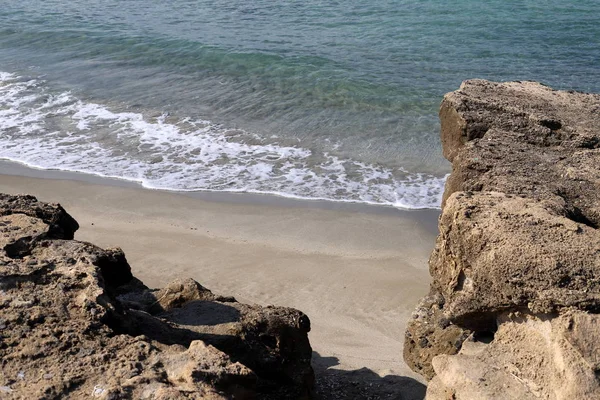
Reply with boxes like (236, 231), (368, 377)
(404, 80), (600, 398)
(0, 195), (313, 399)
(427, 311), (600, 399)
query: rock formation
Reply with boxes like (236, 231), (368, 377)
(0, 194), (313, 399)
(404, 80), (600, 399)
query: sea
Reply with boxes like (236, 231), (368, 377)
(1, 1), (598, 209)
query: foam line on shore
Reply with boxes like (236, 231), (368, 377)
(0, 71), (447, 210)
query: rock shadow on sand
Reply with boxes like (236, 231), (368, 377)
(157, 300), (241, 326)
(312, 352), (426, 400)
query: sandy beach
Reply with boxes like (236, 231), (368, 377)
(0, 161), (439, 397)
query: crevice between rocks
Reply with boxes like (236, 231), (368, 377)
(566, 206), (598, 230)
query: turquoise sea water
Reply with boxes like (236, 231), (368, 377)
(1, 1), (599, 208)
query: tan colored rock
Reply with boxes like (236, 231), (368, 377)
(440, 79), (600, 218)
(160, 340), (257, 398)
(427, 312), (600, 400)
(431, 191), (600, 329)
(0, 193), (78, 239)
(152, 278), (217, 311)
(0, 214), (49, 259)
(404, 80), (600, 394)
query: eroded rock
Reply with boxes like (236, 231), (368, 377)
(405, 80), (600, 398)
(403, 291), (470, 380)
(427, 312), (600, 400)
(0, 194), (313, 399)
(431, 191), (600, 329)
(0, 193), (78, 239)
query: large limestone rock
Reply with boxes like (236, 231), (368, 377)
(440, 80), (600, 219)
(404, 80), (600, 397)
(0, 194), (313, 399)
(427, 312), (600, 399)
(432, 191), (600, 328)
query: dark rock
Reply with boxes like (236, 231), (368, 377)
(403, 290), (470, 380)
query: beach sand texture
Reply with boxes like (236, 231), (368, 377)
(0, 163), (439, 397)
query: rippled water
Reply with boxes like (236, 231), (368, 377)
(1, 1), (598, 208)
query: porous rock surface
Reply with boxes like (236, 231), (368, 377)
(0, 194), (313, 399)
(404, 80), (600, 399)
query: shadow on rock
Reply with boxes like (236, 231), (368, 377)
(158, 300), (241, 326)
(312, 352), (426, 400)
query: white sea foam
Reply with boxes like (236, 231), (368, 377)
(0, 71), (446, 209)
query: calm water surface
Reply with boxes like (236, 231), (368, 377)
(1, 1), (598, 208)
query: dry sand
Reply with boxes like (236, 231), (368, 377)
(0, 161), (439, 398)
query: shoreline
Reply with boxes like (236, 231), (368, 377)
(0, 159), (441, 229)
(0, 159), (439, 390)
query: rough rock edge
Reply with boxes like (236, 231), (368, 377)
(404, 80), (600, 398)
(0, 194), (313, 399)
